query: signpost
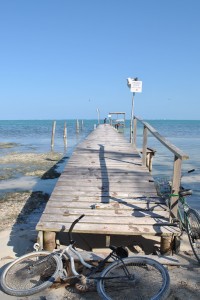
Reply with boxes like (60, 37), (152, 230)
(127, 78), (142, 143)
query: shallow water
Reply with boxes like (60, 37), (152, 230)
(0, 119), (199, 211)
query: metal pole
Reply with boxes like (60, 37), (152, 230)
(130, 92), (135, 143)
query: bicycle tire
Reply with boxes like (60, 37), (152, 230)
(186, 208), (200, 263)
(1, 251), (61, 296)
(97, 256), (170, 300)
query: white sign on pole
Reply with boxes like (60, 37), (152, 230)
(130, 80), (142, 93)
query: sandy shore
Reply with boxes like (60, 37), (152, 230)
(0, 150), (199, 299)
(0, 221), (199, 300)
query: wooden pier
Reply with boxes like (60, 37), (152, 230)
(36, 124), (180, 253)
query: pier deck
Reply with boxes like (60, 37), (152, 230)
(36, 124), (180, 251)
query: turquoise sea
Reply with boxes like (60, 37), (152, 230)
(0, 119), (199, 211)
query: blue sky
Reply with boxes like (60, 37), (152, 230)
(0, 0), (200, 120)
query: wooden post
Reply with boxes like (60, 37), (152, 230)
(43, 231), (56, 251)
(160, 236), (173, 255)
(146, 152), (150, 169)
(63, 121), (67, 147)
(76, 119), (79, 133)
(51, 121), (56, 149)
(133, 117), (137, 148)
(106, 235), (111, 247)
(142, 125), (148, 167)
(148, 153), (154, 172)
(37, 231), (44, 250)
(170, 155), (182, 220)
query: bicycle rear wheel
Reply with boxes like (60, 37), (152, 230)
(97, 256), (170, 300)
(186, 208), (200, 263)
(1, 251), (61, 296)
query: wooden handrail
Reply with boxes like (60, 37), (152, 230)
(135, 116), (189, 160)
(133, 116), (189, 219)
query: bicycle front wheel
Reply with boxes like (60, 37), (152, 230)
(1, 251), (61, 296)
(97, 256), (170, 300)
(186, 208), (200, 263)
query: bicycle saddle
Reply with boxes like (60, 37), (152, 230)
(109, 245), (129, 258)
(179, 188), (193, 197)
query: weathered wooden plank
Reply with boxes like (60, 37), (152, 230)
(41, 207), (169, 218)
(57, 178), (154, 184)
(61, 171), (150, 177)
(43, 201), (167, 211)
(39, 213), (169, 225)
(52, 185), (157, 192)
(36, 222), (180, 236)
(69, 156), (141, 161)
(47, 195), (166, 204)
(55, 184), (156, 191)
(59, 174), (153, 180)
(50, 190), (159, 198)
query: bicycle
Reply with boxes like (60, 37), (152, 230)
(1, 215), (170, 300)
(157, 169), (200, 263)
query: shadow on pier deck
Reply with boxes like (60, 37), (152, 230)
(36, 124), (180, 254)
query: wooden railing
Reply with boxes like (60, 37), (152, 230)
(133, 116), (189, 220)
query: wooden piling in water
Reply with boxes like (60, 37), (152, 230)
(51, 121), (56, 149)
(76, 119), (79, 133)
(63, 121), (67, 147)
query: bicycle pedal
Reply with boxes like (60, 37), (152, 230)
(172, 218), (180, 224)
(75, 282), (95, 293)
(65, 285), (77, 294)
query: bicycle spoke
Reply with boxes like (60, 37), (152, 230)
(97, 257), (170, 300)
(1, 252), (60, 296)
(187, 209), (200, 263)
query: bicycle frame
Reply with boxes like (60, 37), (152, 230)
(62, 244), (93, 276)
(165, 169), (195, 226)
(58, 243), (127, 280)
(168, 191), (191, 230)
(54, 214), (129, 280)
(177, 195), (190, 230)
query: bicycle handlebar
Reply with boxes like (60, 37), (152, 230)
(68, 214), (85, 244)
(180, 169), (195, 179)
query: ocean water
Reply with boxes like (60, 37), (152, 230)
(0, 120), (97, 156)
(0, 119), (199, 210)
(123, 120), (200, 211)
